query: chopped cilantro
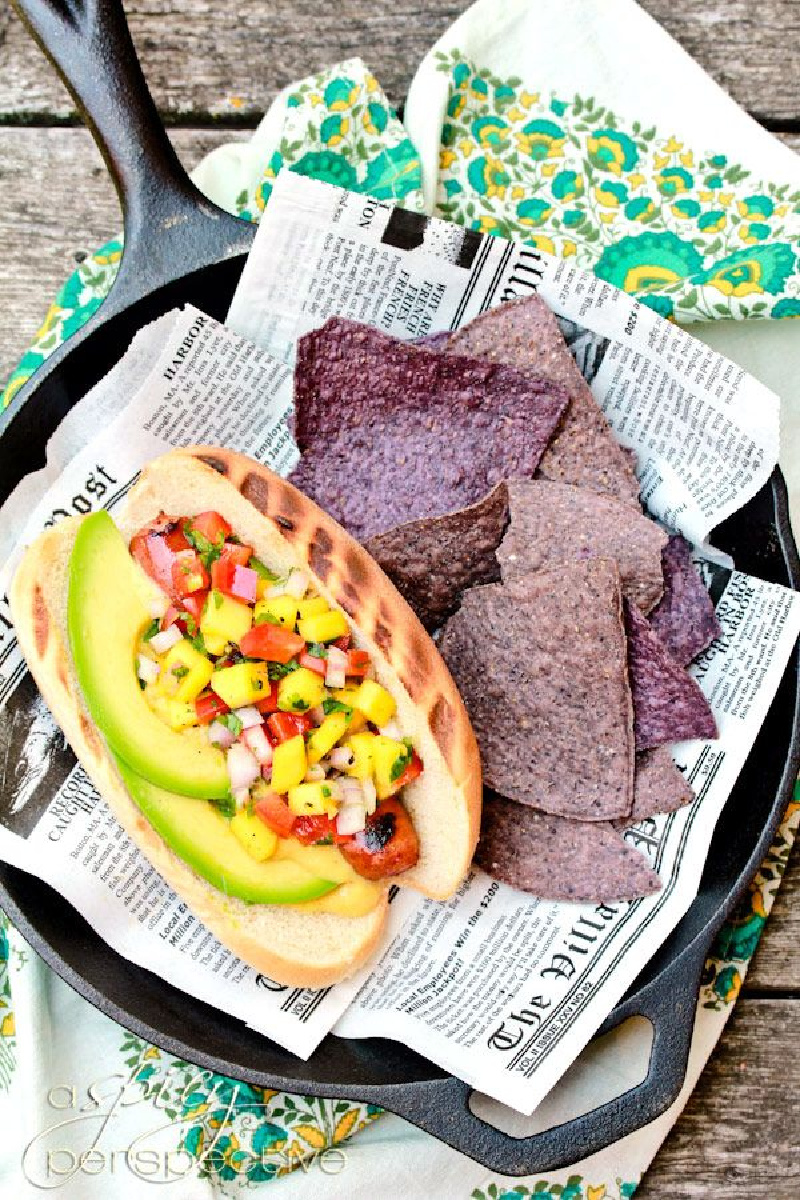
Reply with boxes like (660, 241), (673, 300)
(211, 793), (237, 820)
(390, 751), (411, 782)
(254, 611), (281, 626)
(172, 664), (190, 680)
(212, 589), (223, 610)
(189, 631), (207, 655)
(184, 524), (224, 569)
(402, 737), (414, 751)
(249, 556), (280, 582)
(322, 786), (332, 798)
(143, 618), (161, 642)
(322, 697), (352, 716)
(268, 659), (299, 680)
(287, 697), (309, 711)
(315, 834), (334, 845)
(219, 712), (243, 737)
(307, 642), (328, 659)
(184, 613), (197, 637)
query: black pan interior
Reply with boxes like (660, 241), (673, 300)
(0, 262), (797, 1097)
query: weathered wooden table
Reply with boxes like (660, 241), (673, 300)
(0, 2), (797, 1194)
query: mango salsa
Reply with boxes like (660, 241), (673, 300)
(211, 662), (271, 708)
(351, 679), (396, 727)
(254, 594), (298, 628)
(306, 710), (350, 764)
(158, 639), (214, 703)
(200, 590), (252, 656)
(230, 810), (278, 861)
(297, 609), (349, 643)
(277, 666), (325, 713)
(271, 735), (307, 793)
(287, 781), (338, 817)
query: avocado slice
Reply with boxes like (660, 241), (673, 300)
(116, 759), (339, 903)
(68, 510), (229, 799)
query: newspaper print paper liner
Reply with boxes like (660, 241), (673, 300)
(0, 48), (796, 1200)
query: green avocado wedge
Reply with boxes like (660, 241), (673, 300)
(67, 510), (229, 800)
(116, 759), (339, 904)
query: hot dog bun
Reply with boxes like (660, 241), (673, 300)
(10, 448), (482, 986)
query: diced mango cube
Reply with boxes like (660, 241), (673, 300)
(287, 781), (338, 817)
(210, 662), (271, 708)
(230, 811), (278, 862)
(277, 667), (325, 713)
(271, 735), (307, 793)
(158, 639), (214, 703)
(306, 711), (350, 764)
(351, 679), (396, 726)
(254, 594), (298, 629)
(342, 732), (378, 781)
(297, 609), (349, 643)
(146, 692), (198, 731)
(200, 590), (252, 656)
(297, 595), (330, 621)
(372, 736), (411, 800)
(332, 685), (367, 733)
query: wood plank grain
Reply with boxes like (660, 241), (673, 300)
(746, 840), (800, 992)
(0, 126), (245, 388)
(636, 999), (800, 1198)
(0, 0), (798, 124)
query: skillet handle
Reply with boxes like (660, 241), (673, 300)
(9, 0), (253, 314)
(365, 940), (705, 1176)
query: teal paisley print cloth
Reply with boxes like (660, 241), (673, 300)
(1, 30), (800, 1197)
(432, 51), (800, 325)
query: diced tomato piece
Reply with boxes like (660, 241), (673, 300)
(239, 624), (305, 664)
(292, 815), (352, 846)
(298, 650), (327, 677)
(187, 511), (231, 544)
(266, 711), (313, 744)
(255, 790), (296, 838)
(171, 550), (209, 597)
(210, 544), (256, 599)
(391, 748), (424, 794)
(210, 556), (236, 595)
(255, 681), (280, 714)
(194, 690), (230, 724)
(332, 634), (352, 651)
(161, 603), (181, 631)
(221, 541), (252, 567)
(345, 650), (371, 677)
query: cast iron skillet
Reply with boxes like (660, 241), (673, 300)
(1, 0), (799, 1176)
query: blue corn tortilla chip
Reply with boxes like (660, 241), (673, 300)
(497, 479), (668, 613)
(443, 295), (641, 505)
(439, 559), (635, 821)
(625, 602), (717, 751)
(648, 535), (722, 665)
(290, 317), (570, 542)
(477, 791), (661, 902)
(614, 747), (695, 831)
(365, 483), (508, 631)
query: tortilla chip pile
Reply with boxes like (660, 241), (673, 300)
(290, 297), (722, 904)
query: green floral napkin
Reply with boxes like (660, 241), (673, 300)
(2, 1), (800, 1195)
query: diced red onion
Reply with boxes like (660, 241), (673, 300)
(227, 742), (260, 791)
(328, 746), (355, 770)
(233, 786), (251, 811)
(149, 624), (183, 655)
(337, 777), (363, 806)
(309, 704), (326, 727)
(242, 724), (273, 766)
(149, 594), (169, 620)
(285, 569), (310, 599)
(362, 777), (377, 815)
(378, 720), (402, 740)
(231, 564), (258, 604)
(208, 720), (235, 749)
(234, 705), (263, 730)
(136, 654), (160, 685)
(325, 646), (348, 690)
(304, 764), (325, 782)
(337, 804), (366, 836)
(148, 536), (175, 579)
